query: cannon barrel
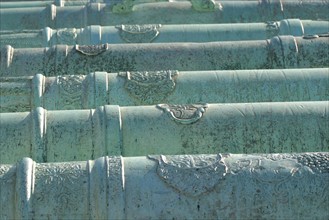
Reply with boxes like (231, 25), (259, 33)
(1, 35), (328, 76)
(1, 68), (328, 112)
(1, 19), (329, 47)
(0, 101), (328, 163)
(1, 153), (328, 219)
(1, 1), (328, 30)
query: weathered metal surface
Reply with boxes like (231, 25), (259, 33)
(1, 19), (328, 47)
(1, 1), (328, 30)
(0, 0), (185, 8)
(0, 101), (328, 163)
(1, 153), (328, 219)
(1, 68), (328, 112)
(0, 0), (112, 8)
(1, 35), (328, 76)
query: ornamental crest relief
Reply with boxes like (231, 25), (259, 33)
(118, 70), (178, 105)
(157, 103), (208, 125)
(75, 44), (108, 56)
(265, 21), (279, 38)
(148, 154), (227, 197)
(56, 75), (85, 109)
(56, 28), (77, 45)
(116, 24), (162, 43)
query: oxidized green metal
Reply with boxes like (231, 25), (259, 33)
(0, 101), (328, 163)
(1, 35), (328, 76)
(1, 68), (328, 112)
(1, 1), (328, 30)
(1, 19), (328, 47)
(1, 153), (328, 219)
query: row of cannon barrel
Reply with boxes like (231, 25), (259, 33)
(1, 0), (329, 30)
(1, 19), (328, 47)
(0, 0), (328, 219)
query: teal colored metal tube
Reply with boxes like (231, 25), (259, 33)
(1, 19), (328, 47)
(1, 36), (328, 76)
(0, 1), (328, 30)
(0, 68), (328, 112)
(0, 101), (328, 163)
(1, 153), (328, 219)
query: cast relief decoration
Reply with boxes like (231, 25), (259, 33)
(107, 156), (124, 200)
(263, 152), (329, 174)
(56, 75), (85, 109)
(116, 24), (162, 43)
(118, 70), (178, 105)
(156, 103), (208, 124)
(228, 153), (329, 214)
(56, 28), (77, 45)
(228, 153), (329, 182)
(149, 154), (227, 197)
(34, 163), (86, 213)
(266, 21), (279, 38)
(75, 44), (108, 56)
(0, 165), (15, 184)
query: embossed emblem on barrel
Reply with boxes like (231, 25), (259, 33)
(34, 163), (86, 213)
(75, 44), (108, 56)
(56, 75), (85, 109)
(262, 152), (329, 174)
(0, 165), (15, 184)
(116, 24), (162, 43)
(265, 21), (279, 38)
(118, 70), (178, 105)
(157, 103), (208, 124)
(149, 154), (227, 196)
(56, 28), (77, 45)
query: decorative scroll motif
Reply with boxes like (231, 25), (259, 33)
(191, 0), (221, 12)
(0, 166), (10, 176)
(149, 154), (227, 197)
(118, 70), (178, 104)
(75, 44), (108, 56)
(157, 103), (208, 124)
(107, 156), (125, 216)
(228, 152), (329, 213)
(266, 21), (279, 38)
(229, 154), (299, 178)
(34, 163), (86, 213)
(263, 152), (329, 174)
(0, 165), (15, 184)
(56, 75), (85, 109)
(115, 24), (162, 43)
(107, 156), (124, 189)
(229, 153), (329, 181)
(56, 28), (77, 45)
